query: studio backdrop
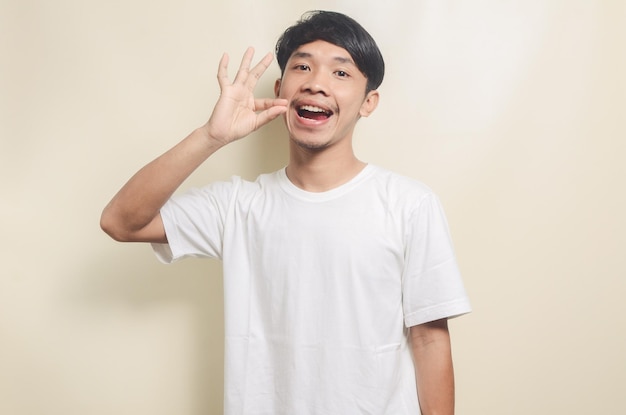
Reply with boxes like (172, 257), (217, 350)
(1, 1), (624, 414)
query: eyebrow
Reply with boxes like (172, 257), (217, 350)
(291, 51), (355, 66)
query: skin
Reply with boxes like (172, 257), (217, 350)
(100, 42), (456, 414)
(100, 48), (287, 243)
(411, 319), (455, 415)
(275, 40), (379, 191)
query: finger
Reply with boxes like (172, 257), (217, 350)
(233, 47), (255, 84)
(254, 98), (288, 112)
(254, 105), (289, 129)
(245, 52), (274, 89)
(216, 52), (230, 89)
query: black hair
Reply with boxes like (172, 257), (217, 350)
(275, 10), (385, 92)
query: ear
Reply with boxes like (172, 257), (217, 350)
(359, 90), (380, 117)
(274, 79), (282, 97)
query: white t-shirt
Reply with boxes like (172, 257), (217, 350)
(153, 164), (471, 414)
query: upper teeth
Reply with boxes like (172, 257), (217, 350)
(300, 105), (326, 113)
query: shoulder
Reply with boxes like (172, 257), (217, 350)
(198, 169), (283, 195)
(166, 169), (283, 212)
(366, 165), (435, 208)
(208, 169), (285, 208)
(371, 166), (431, 189)
(237, 169), (284, 196)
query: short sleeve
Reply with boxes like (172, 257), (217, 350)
(151, 179), (237, 263)
(402, 193), (471, 327)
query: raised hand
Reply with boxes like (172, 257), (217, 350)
(202, 48), (288, 146)
(101, 48), (288, 243)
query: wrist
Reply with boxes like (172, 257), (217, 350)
(196, 124), (228, 151)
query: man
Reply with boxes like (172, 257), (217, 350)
(101, 10), (471, 414)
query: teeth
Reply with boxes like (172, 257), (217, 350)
(299, 105), (327, 113)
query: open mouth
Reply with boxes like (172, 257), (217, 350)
(296, 104), (334, 121)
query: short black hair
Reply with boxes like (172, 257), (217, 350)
(275, 10), (385, 92)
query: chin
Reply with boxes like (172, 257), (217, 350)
(290, 136), (332, 151)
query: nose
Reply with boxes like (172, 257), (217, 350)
(301, 71), (329, 96)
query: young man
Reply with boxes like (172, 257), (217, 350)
(101, 10), (471, 414)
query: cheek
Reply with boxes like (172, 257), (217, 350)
(279, 85), (296, 100)
(341, 96), (367, 116)
(277, 75), (297, 97)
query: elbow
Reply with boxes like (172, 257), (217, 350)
(100, 207), (130, 242)
(100, 205), (164, 243)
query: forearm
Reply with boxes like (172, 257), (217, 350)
(101, 49), (287, 242)
(100, 127), (223, 241)
(410, 319), (455, 415)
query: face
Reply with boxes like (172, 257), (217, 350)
(274, 40), (379, 151)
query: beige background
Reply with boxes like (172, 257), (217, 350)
(1, 0), (624, 414)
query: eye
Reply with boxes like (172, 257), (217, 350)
(335, 70), (349, 78)
(293, 64), (310, 71)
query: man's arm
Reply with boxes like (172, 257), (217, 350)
(100, 48), (287, 243)
(410, 318), (455, 415)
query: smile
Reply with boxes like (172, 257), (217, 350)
(296, 104), (334, 121)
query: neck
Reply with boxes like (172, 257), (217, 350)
(286, 144), (366, 192)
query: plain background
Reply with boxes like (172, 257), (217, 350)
(1, 0), (624, 414)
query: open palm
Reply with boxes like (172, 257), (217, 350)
(205, 48), (288, 145)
